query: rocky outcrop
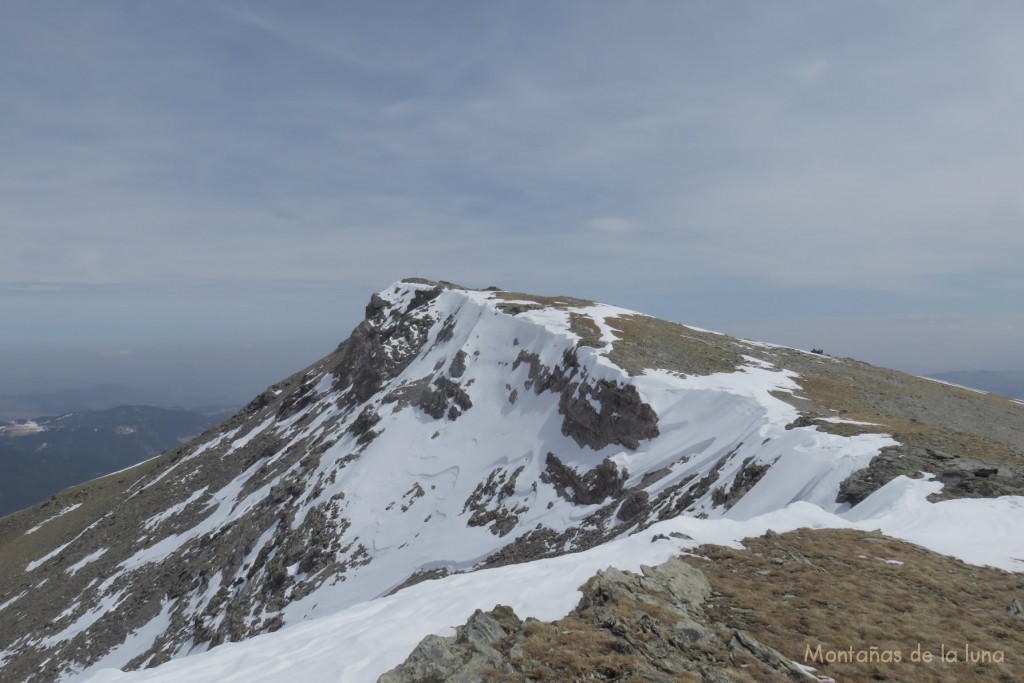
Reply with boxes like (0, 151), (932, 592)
(513, 350), (659, 452)
(417, 377), (473, 421)
(379, 557), (806, 682)
(837, 442), (1024, 505)
(559, 380), (659, 450)
(463, 466), (527, 537)
(542, 454), (627, 506)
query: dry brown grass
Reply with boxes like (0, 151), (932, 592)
(518, 616), (644, 681)
(476, 615), (652, 683)
(567, 312), (603, 348)
(698, 528), (1024, 683)
(604, 314), (744, 377)
(794, 374), (1021, 466)
(492, 291), (596, 310)
(0, 457), (157, 585)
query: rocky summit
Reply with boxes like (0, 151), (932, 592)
(0, 279), (1022, 682)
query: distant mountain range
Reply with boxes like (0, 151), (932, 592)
(0, 384), (195, 422)
(927, 370), (1024, 399)
(0, 405), (229, 517)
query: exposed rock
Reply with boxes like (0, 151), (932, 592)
(542, 454), (627, 506)
(837, 443), (1024, 505)
(449, 350), (468, 378)
(378, 606), (518, 683)
(462, 466), (527, 537)
(417, 377), (473, 421)
(559, 380), (659, 450)
(616, 490), (649, 522)
(406, 285), (444, 313)
(347, 406), (381, 445)
(513, 349), (660, 451)
(380, 557), (806, 682)
(713, 456), (771, 510)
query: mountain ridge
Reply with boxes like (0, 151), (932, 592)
(0, 405), (228, 517)
(927, 370), (1024, 400)
(1, 278), (1022, 682)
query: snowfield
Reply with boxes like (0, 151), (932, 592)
(79, 476), (1024, 683)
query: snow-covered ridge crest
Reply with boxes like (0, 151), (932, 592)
(1, 278), (1021, 683)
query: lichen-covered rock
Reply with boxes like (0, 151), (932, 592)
(378, 606), (520, 683)
(379, 556), (809, 682)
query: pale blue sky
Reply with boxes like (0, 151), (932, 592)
(2, 1), (1023, 402)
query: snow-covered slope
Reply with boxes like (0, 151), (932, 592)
(1, 279), (1022, 683)
(77, 484), (1024, 683)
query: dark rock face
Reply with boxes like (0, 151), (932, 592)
(330, 289), (440, 409)
(616, 490), (650, 521)
(448, 350), (468, 378)
(542, 453), (627, 506)
(406, 285), (444, 313)
(513, 349), (660, 452)
(837, 443), (1024, 505)
(712, 456), (771, 510)
(379, 557), (808, 682)
(416, 377), (473, 421)
(559, 380), (659, 451)
(463, 466), (527, 537)
(347, 406), (382, 445)
(652, 450), (735, 520)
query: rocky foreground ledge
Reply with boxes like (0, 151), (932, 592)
(381, 528), (1024, 683)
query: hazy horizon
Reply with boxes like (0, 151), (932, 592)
(3, 279), (1022, 411)
(3, 3), (1022, 395)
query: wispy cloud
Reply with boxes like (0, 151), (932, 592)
(0, 1), (1021, 373)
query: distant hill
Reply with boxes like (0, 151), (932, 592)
(927, 370), (1024, 399)
(0, 384), (165, 422)
(0, 405), (228, 516)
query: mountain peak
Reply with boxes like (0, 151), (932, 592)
(1, 279), (1022, 682)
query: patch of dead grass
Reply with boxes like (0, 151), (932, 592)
(492, 291), (595, 310)
(0, 457), (158, 585)
(699, 528), (1024, 683)
(604, 314), (744, 377)
(567, 313), (602, 348)
(793, 374), (1020, 466)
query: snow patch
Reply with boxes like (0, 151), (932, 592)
(66, 549), (108, 576)
(26, 538), (76, 572)
(24, 503), (83, 535)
